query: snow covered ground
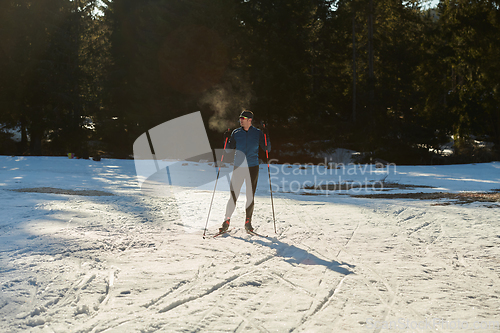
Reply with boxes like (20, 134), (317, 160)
(1, 156), (499, 332)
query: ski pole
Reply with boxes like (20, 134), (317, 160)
(203, 129), (230, 238)
(262, 122), (276, 233)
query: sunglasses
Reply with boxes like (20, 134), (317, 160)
(239, 116), (250, 120)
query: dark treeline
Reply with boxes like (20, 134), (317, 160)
(1, 0), (499, 164)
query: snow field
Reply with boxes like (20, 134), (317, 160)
(0, 156), (499, 332)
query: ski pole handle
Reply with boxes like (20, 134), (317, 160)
(223, 128), (231, 141)
(219, 129), (230, 167)
(261, 122), (269, 153)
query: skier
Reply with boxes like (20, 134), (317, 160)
(219, 110), (271, 233)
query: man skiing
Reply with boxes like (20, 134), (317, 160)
(219, 110), (270, 233)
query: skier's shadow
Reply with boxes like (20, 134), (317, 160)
(233, 235), (355, 275)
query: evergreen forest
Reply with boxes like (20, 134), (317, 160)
(1, 0), (499, 164)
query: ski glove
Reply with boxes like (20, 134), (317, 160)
(260, 121), (269, 135)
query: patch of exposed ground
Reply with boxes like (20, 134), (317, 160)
(302, 183), (500, 206)
(10, 187), (114, 196)
(304, 182), (434, 191)
(351, 191), (500, 206)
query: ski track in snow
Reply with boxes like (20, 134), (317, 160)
(0, 157), (499, 332)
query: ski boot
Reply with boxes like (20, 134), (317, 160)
(245, 218), (254, 232)
(219, 218), (230, 233)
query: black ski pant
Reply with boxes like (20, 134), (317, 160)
(225, 165), (259, 222)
